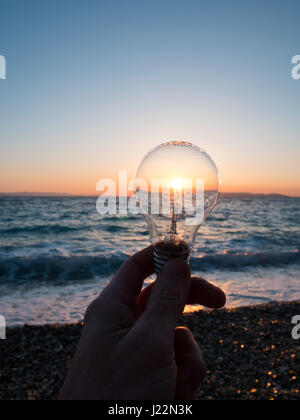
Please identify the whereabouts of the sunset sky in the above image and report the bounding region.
[0,0,299,196]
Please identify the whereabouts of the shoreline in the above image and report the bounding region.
[0,301,299,400]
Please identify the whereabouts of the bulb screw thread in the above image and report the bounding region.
[153,242,190,274]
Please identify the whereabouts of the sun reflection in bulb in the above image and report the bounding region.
[170,178,184,192]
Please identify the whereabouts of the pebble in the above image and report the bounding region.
[0,301,299,400]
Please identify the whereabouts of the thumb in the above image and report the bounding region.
[137,258,191,335]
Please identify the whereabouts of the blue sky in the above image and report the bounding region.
[0,0,299,195]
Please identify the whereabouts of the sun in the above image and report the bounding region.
[170,177,184,191]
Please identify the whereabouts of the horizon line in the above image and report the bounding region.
[0,191,299,198]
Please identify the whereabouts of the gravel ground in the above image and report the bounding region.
[0,301,299,400]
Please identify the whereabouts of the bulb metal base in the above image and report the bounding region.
[154,241,190,274]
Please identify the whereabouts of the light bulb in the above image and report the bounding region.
[135,141,220,273]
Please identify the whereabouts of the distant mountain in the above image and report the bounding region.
[0,192,70,197]
[220,192,291,199]
[0,192,296,199]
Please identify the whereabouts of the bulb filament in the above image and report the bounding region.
[165,187,181,244]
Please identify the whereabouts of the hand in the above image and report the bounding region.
[60,246,226,400]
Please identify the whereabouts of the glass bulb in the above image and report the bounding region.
[135,141,220,272]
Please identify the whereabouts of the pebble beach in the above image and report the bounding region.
[0,301,299,400]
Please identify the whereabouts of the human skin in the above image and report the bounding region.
[60,246,226,400]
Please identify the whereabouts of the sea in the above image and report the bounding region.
[0,196,299,326]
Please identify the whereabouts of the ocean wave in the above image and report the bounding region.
[0,224,79,235]
[105,215,142,221]
[0,254,129,286]
[0,250,299,286]
[102,225,130,233]
[191,250,300,271]
[0,221,144,236]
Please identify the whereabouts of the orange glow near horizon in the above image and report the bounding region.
[0,158,299,197]
[0,174,299,197]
